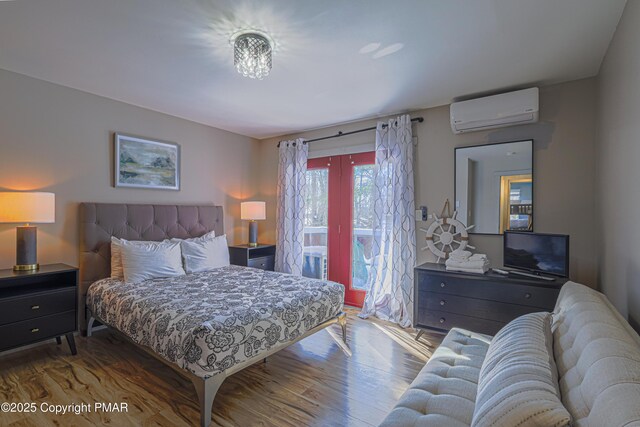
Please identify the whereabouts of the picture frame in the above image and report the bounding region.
[114,133,180,190]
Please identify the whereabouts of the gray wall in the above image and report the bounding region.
[596,0,640,329]
[257,78,598,287]
[0,62,600,292]
[0,69,260,270]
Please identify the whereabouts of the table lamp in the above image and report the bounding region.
[240,201,265,247]
[0,192,55,271]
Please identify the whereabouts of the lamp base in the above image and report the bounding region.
[248,221,258,247]
[15,225,38,271]
[13,264,39,271]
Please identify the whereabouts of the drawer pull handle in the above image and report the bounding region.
[440,282,446,288]
[31,305,40,310]
[439,317,445,324]
[440,300,446,306]
[31,328,40,333]
[524,293,532,299]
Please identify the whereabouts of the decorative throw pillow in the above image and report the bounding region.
[178,234,229,273]
[471,312,571,427]
[120,240,185,283]
[110,237,174,280]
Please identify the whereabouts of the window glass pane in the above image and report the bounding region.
[303,169,328,279]
[352,164,374,290]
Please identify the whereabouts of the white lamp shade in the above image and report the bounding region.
[0,192,55,223]
[240,201,266,220]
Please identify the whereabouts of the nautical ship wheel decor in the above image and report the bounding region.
[420,200,475,263]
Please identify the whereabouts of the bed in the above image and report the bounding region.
[79,203,348,427]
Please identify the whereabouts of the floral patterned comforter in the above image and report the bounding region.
[86,265,344,379]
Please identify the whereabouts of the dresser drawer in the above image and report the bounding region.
[415,308,505,336]
[0,287,76,326]
[421,291,549,323]
[417,273,559,309]
[248,256,275,271]
[0,310,76,351]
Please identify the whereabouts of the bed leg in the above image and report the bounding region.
[193,374,225,427]
[87,312,96,337]
[338,312,348,345]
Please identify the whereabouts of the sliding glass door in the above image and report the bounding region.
[303,152,375,307]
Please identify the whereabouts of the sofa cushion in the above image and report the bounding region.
[472,312,571,427]
[553,281,640,426]
[379,328,492,427]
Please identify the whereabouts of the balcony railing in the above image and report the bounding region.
[303,226,373,289]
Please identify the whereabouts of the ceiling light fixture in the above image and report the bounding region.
[233,32,272,80]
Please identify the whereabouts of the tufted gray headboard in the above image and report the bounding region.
[79,203,224,326]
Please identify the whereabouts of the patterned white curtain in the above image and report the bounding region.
[275,138,308,276]
[359,115,416,327]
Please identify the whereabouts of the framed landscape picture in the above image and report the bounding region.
[114,133,180,190]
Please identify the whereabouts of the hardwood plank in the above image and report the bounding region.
[0,310,442,426]
[143,409,196,427]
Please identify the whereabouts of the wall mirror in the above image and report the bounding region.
[455,140,533,235]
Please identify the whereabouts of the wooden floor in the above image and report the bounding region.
[0,309,442,427]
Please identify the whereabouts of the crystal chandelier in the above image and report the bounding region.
[233,33,272,79]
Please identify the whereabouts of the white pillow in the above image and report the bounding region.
[110,237,172,280]
[110,236,124,280]
[472,312,571,427]
[120,240,185,284]
[179,234,230,274]
[169,230,216,245]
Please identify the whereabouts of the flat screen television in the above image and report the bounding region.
[504,231,569,277]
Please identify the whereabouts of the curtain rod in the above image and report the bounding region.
[277,117,424,147]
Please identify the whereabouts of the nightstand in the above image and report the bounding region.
[229,244,276,271]
[0,264,78,355]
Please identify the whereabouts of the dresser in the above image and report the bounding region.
[0,264,78,355]
[229,244,276,271]
[414,263,566,336]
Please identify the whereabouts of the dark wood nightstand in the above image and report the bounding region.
[0,263,78,355]
[229,244,276,271]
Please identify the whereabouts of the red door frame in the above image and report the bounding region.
[307,156,342,294]
[307,152,375,308]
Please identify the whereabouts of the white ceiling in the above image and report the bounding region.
[0,0,626,139]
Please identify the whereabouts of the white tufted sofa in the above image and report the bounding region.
[380,282,640,426]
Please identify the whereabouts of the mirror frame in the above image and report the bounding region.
[454,139,534,236]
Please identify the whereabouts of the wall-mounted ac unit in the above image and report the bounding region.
[450,87,539,134]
